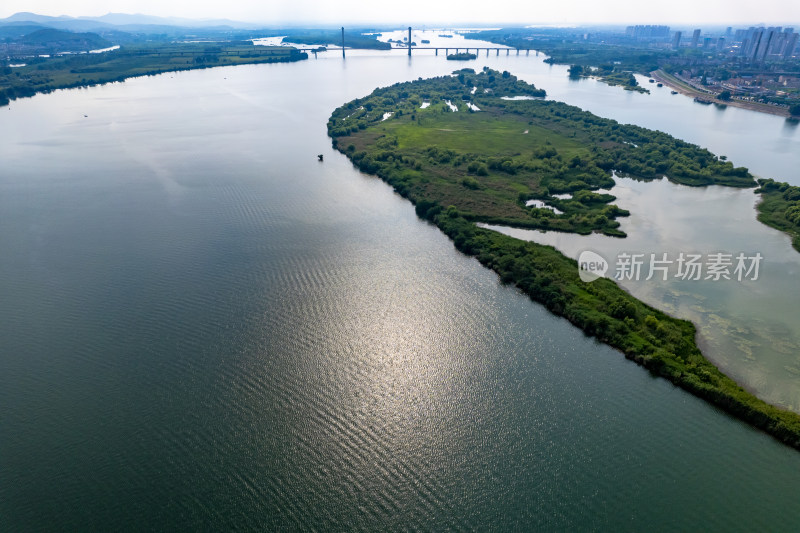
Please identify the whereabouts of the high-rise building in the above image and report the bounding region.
[757,30,777,60]
[691,29,701,47]
[672,31,682,49]
[625,25,671,40]
[750,29,764,61]
[717,37,726,51]
[784,33,799,59]
[740,38,750,57]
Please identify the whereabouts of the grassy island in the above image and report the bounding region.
[756,179,800,253]
[0,42,307,107]
[447,52,477,61]
[327,68,800,451]
[568,64,649,94]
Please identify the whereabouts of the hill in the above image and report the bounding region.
[16,28,110,48]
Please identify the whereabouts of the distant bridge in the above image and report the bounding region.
[298,46,534,57]
[296,27,535,58]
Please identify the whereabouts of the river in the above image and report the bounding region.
[1,31,800,531]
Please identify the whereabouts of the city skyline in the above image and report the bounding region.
[1,0,799,26]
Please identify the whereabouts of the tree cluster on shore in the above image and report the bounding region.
[0,43,307,108]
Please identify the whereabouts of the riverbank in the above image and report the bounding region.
[755,179,800,253]
[327,68,800,451]
[0,42,307,108]
[651,70,791,119]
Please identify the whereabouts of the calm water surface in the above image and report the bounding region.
[2,36,800,530]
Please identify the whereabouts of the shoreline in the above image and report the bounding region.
[0,44,308,108]
[651,70,791,119]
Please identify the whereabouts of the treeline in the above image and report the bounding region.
[756,179,800,252]
[326,70,800,451]
[446,53,477,61]
[0,43,307,108]
[567,64,649,94]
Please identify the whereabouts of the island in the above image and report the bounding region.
[446,52,477,61]
[327,67,800,450]
[568,63,649,93]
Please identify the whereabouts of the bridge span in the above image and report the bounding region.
[295,27,535,58]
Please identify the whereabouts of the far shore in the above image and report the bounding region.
[650,70,792,119]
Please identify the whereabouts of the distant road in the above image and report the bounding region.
[652,69,790,118]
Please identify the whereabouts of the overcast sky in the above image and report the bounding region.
[1,0,798,26]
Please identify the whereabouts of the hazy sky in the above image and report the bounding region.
[1,0,798,26]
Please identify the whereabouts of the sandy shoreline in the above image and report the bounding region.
[650,70,791,119]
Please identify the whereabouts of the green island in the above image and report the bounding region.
[447,52,478,61]
[0,42,307,107]
[568,64,649,94]
[756,179,800,253]
[327,67,800,450]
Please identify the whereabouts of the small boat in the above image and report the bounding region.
[649,79,655,83]
[671,90,678,95]
[657,83,663,87]
[317,154,324,161]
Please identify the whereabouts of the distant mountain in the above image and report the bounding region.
[0,12,261,31]
[6,28,111,53]
[2,12,74,24]
[0,24,46,40]
[83,13,259,29]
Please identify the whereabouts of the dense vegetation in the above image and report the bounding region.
[571,64,649,94]
[328,68,753,232]
[281,30,391,50]
[756,179,800,252]
[327,69,800,450]
[446,52,477,61]
[0,42,307,107]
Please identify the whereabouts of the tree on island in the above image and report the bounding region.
[568,64,583,78]
[790,103,800,117]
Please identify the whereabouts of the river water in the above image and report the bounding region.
[2,32,800,530]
